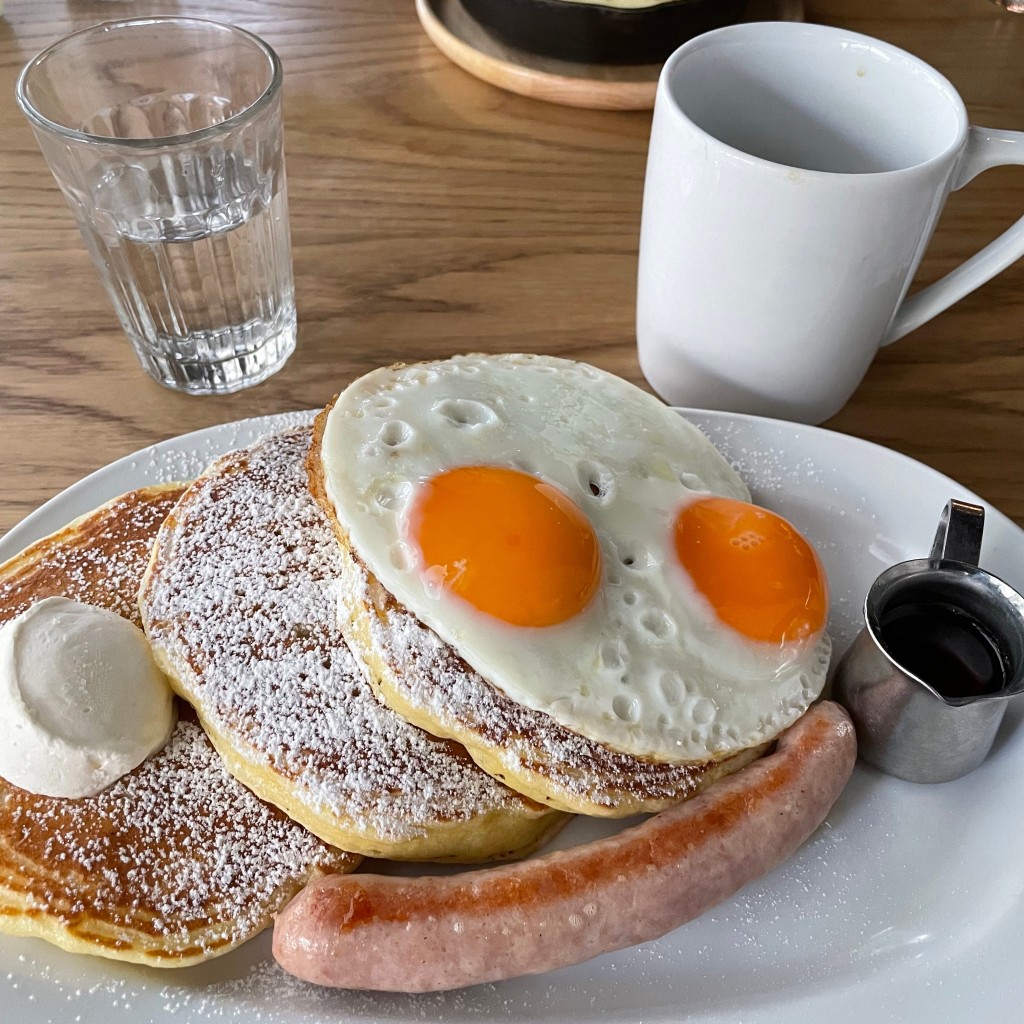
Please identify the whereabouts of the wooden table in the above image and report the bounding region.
[1,0,1022,539]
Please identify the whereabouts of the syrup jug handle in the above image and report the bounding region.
[930,499,985,567]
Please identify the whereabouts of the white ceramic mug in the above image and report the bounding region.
[636,22,1024,424]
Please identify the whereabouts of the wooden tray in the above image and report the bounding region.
[416,0,805,111]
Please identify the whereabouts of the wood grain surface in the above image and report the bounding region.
[1,0,1022,538]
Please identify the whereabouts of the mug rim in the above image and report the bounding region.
[15,16,283,151]
[657,21,969,180]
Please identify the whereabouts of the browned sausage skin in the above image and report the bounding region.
[273,701,856,992]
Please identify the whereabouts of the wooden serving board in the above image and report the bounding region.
[416,0,805,110]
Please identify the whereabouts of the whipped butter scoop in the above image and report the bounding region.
[0,596,175,797]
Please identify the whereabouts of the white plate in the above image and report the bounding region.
[2,409,1023,1023]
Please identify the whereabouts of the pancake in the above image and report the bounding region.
[139,428,566,862]
[309,405,766,818]
[0,486,355,967]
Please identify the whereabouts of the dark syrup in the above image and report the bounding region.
[878,601,1009,699]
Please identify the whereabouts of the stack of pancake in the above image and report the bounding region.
[0,486,357,966]
[0,425,565,967]
[138,426,563,863]
[0,353,828,970]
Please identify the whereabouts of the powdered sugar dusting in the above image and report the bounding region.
[141,429,531,850]
[690,418,796,500]
[0,488,183,628]
[156,957,511,1021]
[128,412,318,486]
[0,720,346,955]
[0,484,349,962]
[339,554,741,813]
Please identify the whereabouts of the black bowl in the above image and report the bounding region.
[461,0,747,66]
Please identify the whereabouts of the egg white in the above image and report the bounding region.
[320,354,830,762]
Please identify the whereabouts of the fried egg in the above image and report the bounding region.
[319,353,830,763]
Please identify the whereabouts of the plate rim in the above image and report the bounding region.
[2,406,1024,1023]
[4,406,1022,560]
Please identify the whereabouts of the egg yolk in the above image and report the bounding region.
[408,466,602,628]
[673,497,827,644]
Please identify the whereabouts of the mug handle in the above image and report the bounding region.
[883,126,1024,345]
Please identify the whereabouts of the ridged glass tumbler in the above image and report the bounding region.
[16,17,296,395]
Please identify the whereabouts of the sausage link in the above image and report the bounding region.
[273,701,856,992]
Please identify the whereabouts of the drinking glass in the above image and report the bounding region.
[17,17,296,395]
